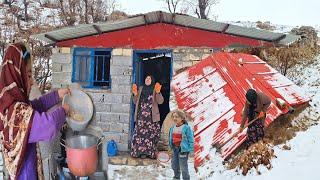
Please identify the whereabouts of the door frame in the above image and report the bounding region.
[130,49,173,138]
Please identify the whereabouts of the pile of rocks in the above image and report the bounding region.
[291,26,319,49]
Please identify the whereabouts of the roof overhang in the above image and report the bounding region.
[31,11,300,47]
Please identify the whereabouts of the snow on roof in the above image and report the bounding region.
[171,52,310,168]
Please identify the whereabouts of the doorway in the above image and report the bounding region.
[131,49,172,135]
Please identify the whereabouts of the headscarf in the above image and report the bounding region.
[0,42,43,179]
[245,89,257,121]
[140,75,155,99]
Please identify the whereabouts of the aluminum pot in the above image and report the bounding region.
[60,135,104,177]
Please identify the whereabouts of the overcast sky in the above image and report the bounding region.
[118,0,319,27]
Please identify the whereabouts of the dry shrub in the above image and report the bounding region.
[227,140,276,175]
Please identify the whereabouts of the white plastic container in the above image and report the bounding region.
[62,89,93,131]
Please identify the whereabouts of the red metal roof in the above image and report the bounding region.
[171,52,310,168]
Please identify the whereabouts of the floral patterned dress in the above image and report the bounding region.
[131,94,160,158]
[246,116,265,148]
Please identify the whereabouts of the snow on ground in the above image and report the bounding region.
[197,55,320,180]
[108,158,196,180]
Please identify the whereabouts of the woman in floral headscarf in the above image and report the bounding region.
[0,42,70,179]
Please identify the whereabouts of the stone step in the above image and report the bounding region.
[109,152,159,166]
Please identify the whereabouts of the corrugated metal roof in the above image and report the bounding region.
[31,11,300,46]
[171,52,310,168]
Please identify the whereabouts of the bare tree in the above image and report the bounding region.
[164,0,182,13]
[193,0,219,19]
[186,0,219,19]
[161,0,190,14]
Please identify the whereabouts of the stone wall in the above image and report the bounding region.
[51,47,133,151]
[172,48,213,72]
[51,47,213,152]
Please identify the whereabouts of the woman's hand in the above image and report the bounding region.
[155,82,162,93]
[257,111,266,119]
[62,103,70,115]
[132,84,138,96]
[58,87,71,100]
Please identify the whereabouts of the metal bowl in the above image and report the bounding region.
[62,88,93,131]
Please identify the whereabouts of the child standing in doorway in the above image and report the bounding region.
[168,109,194,180]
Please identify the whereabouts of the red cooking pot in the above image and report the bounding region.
[61,134,104,177]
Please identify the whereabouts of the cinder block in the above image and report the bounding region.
[110,66,132,76]
[94,103,111,112]
[173,53,182,61]
[189,54,200,61]
[111,104,130,113]
[122,49,132,57]
[122,94,132,104]
[52,53,71,64]
[52,63,62,72]
[120,134,129,143]
[99,113,119,122]
[60,47,71,54]
[112,56,132,66]
[173,49,180,53]
[173,62,183,70]
[119,114,130,123]
[123,123,130,134]
[203,49,210,53]
[111,76,131,85]
[52,72,72,84]
[112,49,123,56]
[103,94,123,104]
[109,122,123,133]
[111,85,131,94]
[117,142,129,151]
[192,60,201,65]
[202,54,211,60]
[62,63,72,72]
[103,132,121,142]
[52,47,60,54]
[182,61,193,68]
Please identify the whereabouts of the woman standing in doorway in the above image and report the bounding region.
[131,75,164,159]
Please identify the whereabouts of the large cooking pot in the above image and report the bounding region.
[60,135,104,177]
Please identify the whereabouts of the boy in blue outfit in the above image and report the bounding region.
[168,109,194,180]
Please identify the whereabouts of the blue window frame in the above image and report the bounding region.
[72,48,111,88]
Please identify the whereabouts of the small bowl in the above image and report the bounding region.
[62,89,93,131]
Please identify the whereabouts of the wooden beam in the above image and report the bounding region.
[92,25,102,34]
[222,24,230,33]
[159,11,164,23]
[273,34,286,42]
[143,14,148,24]
[44,34,58,42]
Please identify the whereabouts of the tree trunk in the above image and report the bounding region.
[198,0,207,19]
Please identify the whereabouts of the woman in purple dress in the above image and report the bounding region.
[0,42,70,179]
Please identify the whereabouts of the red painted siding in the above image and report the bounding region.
[57,23,272,49]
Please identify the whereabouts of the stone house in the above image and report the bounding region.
[31,11,299,152]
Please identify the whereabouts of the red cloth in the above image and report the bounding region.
[0,43,39,179]
[172,133,182,147]
[172,124,184,147]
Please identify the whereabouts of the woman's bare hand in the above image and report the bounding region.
[62,103,70,115]
[58,87,71,99]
